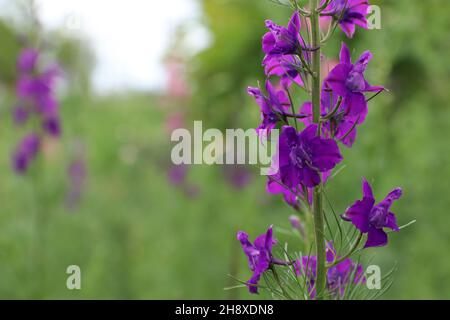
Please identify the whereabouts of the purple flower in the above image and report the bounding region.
[266,172,313,210]
[66,158,87,211]
[295,255,318,298]
[15,48,62,141]
[247,81,290,133]
[278,125,343,188]
[223,165,252,189]
[325,43,383,124]
[300,85,359,147]
[13,105,29,124]
[168,164,188,186]
[17,68,60,114]
[263,11,302,56]
[12,134,41,174]
[17,48,39,73]
[342,178,403,248]
[325,243,366,296]
[237,226,276,294]
[263,54,303,89]
[42,116,61,137]
[289,215,301,230]
[322,0,370,38]
[267,173,301,210]
[295,242,365,299]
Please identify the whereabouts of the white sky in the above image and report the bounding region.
[1,0,208,93]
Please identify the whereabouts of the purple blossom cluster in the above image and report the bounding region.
[12,48,61,174]
[237,1,404,298]
[237,226,365,297]
[321,0,370,38]
[295,241,365,299]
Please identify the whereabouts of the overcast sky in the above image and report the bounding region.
[1,0,208,93]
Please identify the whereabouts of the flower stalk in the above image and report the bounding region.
[310,0,326,300]
[242,0,399,299]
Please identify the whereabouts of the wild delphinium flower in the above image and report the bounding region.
[295,242,365,299]
[16,47,39,73]
[300,85,359,147]
[342,178,403,248]
[168,164,188,186]
[278,124,342,188]
[66,142,87,211]
[13,105,29,124]
[167,164,201,198]
[267,173,305,211]
[326,43,384,122]
[236,0,402,299]
[263,55,304,89]
[223,165,252,190]
[262,11,312,90]
[237,226,277,294]
[247,81,291,133]
[66,159,87,211]
[12,47,62,174]
[324,242,366,297]
[289,215,306,239]
[263,11,303,57]
[16,51,61,137]
[320,0,370,38]
[12,133,41,174]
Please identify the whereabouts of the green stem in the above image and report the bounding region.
[271,266,293,300]
[310,0,326,300]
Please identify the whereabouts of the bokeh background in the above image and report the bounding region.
[0,0,449,299]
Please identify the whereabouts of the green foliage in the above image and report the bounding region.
[0,20,20,85]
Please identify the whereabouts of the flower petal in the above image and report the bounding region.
[326,64,352,96]
[310,137,343,171]
[365,227,388,248]
[344,198,373,233]
[346,92,368,123]
[386,212,400,232]
[339,42,352,65]
[302,167,321,188]
[362,177,374,199]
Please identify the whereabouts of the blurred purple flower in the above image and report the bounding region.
[42,116,61,137]
[223,165,252,190]
[237,226,276,294]
[15,48,62,137]
[13,105,29,124]
[17,48,39,73]
[278,125,342,188]
[342,178,402,248]
[12,48,62,175]
[66,158,87,210]
[321,0,370,38]
[289,215,301,229]
[168,164,188,186]
[12,134,41,174]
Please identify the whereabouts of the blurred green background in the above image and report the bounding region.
[0,0,449,299]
